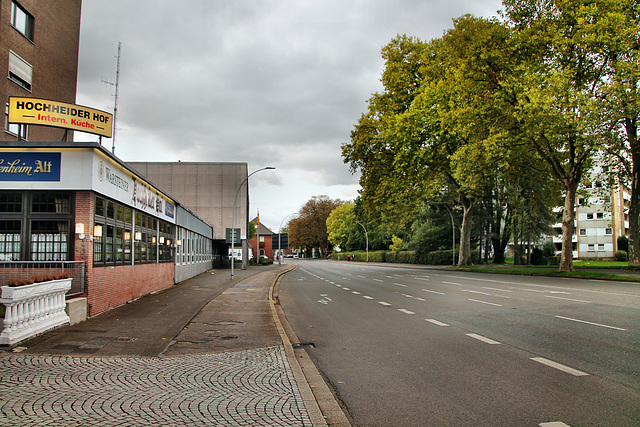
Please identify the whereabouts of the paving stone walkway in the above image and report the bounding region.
[0,346,312,426]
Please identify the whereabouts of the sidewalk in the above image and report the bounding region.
[0,263,342,426]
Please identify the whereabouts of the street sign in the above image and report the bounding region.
[225,228,241,244]
[272,233,289,249]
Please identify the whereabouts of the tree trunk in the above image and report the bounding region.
[627,118,640,266]
[458,196,474,266]
[559,182,577,272]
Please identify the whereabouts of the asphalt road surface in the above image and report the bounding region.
[279,260,640,426]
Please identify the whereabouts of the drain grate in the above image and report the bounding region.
[292,342,315,350]
[115,337,137,342]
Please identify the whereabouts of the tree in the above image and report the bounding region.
[500,0,616,271]
[326,202,358,251]
[595,0,640,265]
[289,196,342,256]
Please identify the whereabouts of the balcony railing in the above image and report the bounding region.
[1,278,72,345]
[0,261,84,296]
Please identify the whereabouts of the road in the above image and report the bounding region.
[278,260,640,426]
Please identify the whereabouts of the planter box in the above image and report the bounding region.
[1,278,72,345]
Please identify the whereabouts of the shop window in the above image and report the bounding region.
[11,1,34,41]
[32,194,69,213]
[0,193,22,213]
[0,192,71,261]
[95,197,104,216]
[0,220,21,261]
[8,50,32,91]
[93,197,132,266]
[30,220,69,261]
[93,225,103,263]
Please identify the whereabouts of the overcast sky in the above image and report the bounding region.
[75,0,503,230]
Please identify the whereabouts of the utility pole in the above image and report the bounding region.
[102,42,121,154]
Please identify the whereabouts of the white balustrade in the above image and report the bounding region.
[1,278,71,345]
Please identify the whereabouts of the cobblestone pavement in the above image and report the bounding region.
[0,346,312,426]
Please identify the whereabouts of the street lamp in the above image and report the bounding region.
[277,213,298,264]
[231,166,275,278]
[355,220,368,262]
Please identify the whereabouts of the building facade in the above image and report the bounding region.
[128,162,249,266]
[0,142,214,316]
[1,0,82,142]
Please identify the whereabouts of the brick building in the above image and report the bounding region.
[1,0,82,142]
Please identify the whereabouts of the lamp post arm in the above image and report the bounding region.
[231,166,275,278]
[354,220,369,262]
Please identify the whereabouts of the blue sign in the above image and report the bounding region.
[0,152,61,181]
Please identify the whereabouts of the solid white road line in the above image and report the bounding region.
[531,357,589,376]
[422,289,445,295]
[468,298,502,307]
[466,333,501,345]
[545,296,591,303]
[398,309,415,315]
[425,319,449,327]
[555,315,627,331]
[462,289,492,296]
[378,301,392,307]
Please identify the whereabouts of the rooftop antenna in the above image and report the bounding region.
[102,42,121,154]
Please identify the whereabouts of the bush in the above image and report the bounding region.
[548,256,561,265]
[542,241,556,258]
[7,272,69,287]
[530,247,547,265]
[424,250,456,265]
[618,236,629,253]
[615,250,628,262]
[385,251,416,264]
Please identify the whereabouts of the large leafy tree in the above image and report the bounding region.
[596,0,640,265]
[326,202,358,251]
[500,0,618,271]
[289,196,342,256]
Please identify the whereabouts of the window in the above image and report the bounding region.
[11,1,34,41]
[598,244,605,251]
[597,212,604,219]
[586,213,594,220]
[94,196,132,266]
[5,104,28,139]
[0,193,22,213]
[30,220,69,261]
[0,192,71,261]
[605,228,613,235]
[588,244,595,251]
[0,220,21,261]
[8,50,32,91]
[579,229,587,236]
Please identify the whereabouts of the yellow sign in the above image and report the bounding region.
[8,97,113,138]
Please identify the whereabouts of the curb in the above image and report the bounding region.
[269,264,352,427]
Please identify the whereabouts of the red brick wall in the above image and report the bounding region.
[87,263,173,316]
[0,0,82,142]
[249,235,274,260]
[74,191,175,317]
